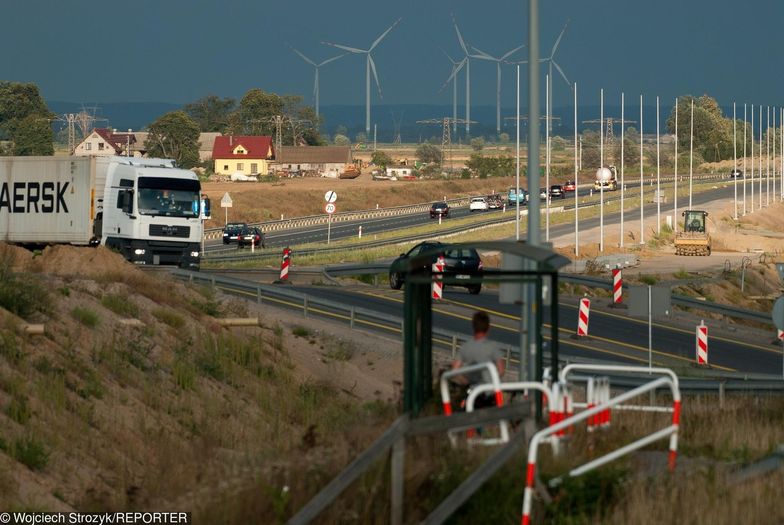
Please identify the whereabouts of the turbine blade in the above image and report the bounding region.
[322,41,365,54]
[291,46,316,66]
[370,17,402,51]
[470,46,495,60]
[501,44,525,60]
[553,60,570,86]
[452,14,468,54]
[439,62,463,93]
[551,19,570,58]
[318,54,346,66]
[369,55,382,99]
[440,47,457,65]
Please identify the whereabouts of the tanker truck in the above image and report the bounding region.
[594,165,618,191]
[0,156,210,269]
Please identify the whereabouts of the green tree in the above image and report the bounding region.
[12,114,54,155]
[355,132,368,144]
[499,132,510,143]
[0,81,52,138]
[666,94,733,162]
[144,111,200,168]
[333,134,350,146]
[334,125,348,136]
[471,137,485,151]
[227,89,284,136]
[183,94,236,133]
[416,143,442,165]
[371,151,393,168]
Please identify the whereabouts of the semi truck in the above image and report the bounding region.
[0,156,210,269]
[594,165,618,191]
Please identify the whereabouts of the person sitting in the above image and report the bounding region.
[451,311,506,410]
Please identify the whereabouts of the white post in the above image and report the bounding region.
[620,92,624,247]
[640,94,644,244]
[674,98,679,231]
[546,74,550,241]
[515,65,521,241]
[733,102,738,220]
[225,206,228,226]
[759,105,763,210]
[656,96,661,235]
[743,103,747,215]
[600,88,604,252]
[689,99,694,210]
[751,104,755,212]
[327,213,332,244]
[648,284,652,371]
[574,81,579,257]
[766,106,770,206]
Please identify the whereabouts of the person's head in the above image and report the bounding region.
[472,311,490,338]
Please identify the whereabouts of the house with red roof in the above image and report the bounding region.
[74,128,136,156]
[212,135,275,177]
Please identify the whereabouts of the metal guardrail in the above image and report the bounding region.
[204,173,729,240]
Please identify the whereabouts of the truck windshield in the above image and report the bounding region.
[137,177,200,218]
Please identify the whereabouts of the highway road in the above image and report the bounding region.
[206,178,743,256]
[271,282,783,376]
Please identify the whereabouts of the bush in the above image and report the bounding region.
[71,307,100,328]
[13,436,49,471]
[101,293,139,318]
[153,308,185,329]
[0,248,50,319]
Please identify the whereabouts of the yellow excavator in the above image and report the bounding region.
[674,210,711,256]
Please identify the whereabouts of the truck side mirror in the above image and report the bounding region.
[121,189,134,214]
[202,197,211,219]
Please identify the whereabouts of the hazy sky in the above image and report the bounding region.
[4,0,780,110]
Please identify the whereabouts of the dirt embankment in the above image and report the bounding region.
[0,244,400,514]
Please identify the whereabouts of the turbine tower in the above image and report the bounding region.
[452,15,476,134]
[439,50,466,133]
[290,47,344,122]
[470,43,525,134]
[540,20,571,134]
[323,18,402,135]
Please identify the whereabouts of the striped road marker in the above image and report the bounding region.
[696,320,708,365]
[577,298,591,337]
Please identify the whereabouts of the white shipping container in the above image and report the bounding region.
[0,156,95,244]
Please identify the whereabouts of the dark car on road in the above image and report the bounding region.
[223,222,248,244]
[389,241,484,295]
[549,185,566,199]
[430,201,450,219]
[237,226,266,248]
[729,169,743,179]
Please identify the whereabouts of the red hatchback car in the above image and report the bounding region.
[563,180,576,192]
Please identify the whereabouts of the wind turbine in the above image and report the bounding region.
[452,15,476,134]
[289,47,345,122]
[439,50,466,133]
[470,43,525,134]
[323,18,402,135]
[540,20,571,134]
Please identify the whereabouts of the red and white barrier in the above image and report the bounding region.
[612,268,622,304]
[695,320,708,365]
[577,298,590,336]
[778,329,784,341]
[279,247,291,281]
[432,255,445,300]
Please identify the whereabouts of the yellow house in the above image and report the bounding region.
[212,135,275,176]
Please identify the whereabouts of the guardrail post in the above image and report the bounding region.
[451,336,457,359]
[303,296,310,317]
[211,276,216,289]
[719,381,725,409]
[256,285,262,304]
[374,274,379,287]
[350,308,355,329]
[189,274,193,283]
[390,438,405,525]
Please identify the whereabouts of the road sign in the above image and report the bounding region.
[220,192,233,208]
[324,190,337,203]
[325,203,336,214]
[773,296,784,331]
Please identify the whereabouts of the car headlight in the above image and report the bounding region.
[134,249,146,255]
[190,251,199,257]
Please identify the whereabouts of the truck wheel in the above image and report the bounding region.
[467,284,482,295]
